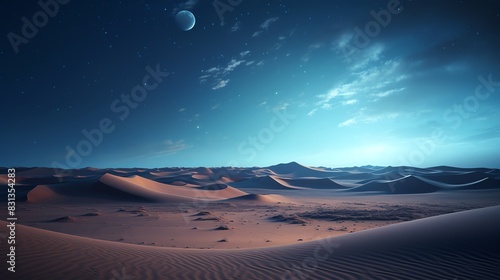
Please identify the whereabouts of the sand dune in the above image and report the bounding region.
[26,184,68,203]
[486,169,500,176]
[3,164,500,279]
[3,206,499,279]
[419,170,492,184]
[112,169,133,174]
[99,173,247,202]
[346,166,379,173]
[149,171,173,177]
[192,167,213,175]
[419,176,500,190]
[348,175,439,194]
[370,166,401,174]
[26,178,155,203]
[348,173,500,194]
[267,162,342,178]
[280,177,348,189]
[10,165,499,199]
[7,175,62,185]
[192,174,213,180]
[194,183,230,190]
[26,173,248,203]
[15,167,62,177]
[331,172,378,181]
[0,175,10,185]
[429,166,493,173]
[355,171,406,184]
[153,174,204,185]
[151,169,242,186]
[148,168,186,177]
[230,175,301,190]
[402,166,446,175]
[250,168,277,176]
[225,193,287,203]
[192,183,248,197]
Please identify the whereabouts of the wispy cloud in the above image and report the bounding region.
[301,43,324,62]
[371,87,406,100]
[261,17,279,29]
[252,31,263,38]
[338,109,399,128]
[350,44,384,70]
[342,99,358,105]
[307,108,317,117]
[338,118,357,127]
[200,57,247,90]
[225,59,245,72]
[206,67,219,73]
[273,102,289,111]
[212,79,229,90]
[164,139,192,154]
[316,84,357,106]
[331,33,384,68]
[459,124,500,143]
[315,59,408,109]
[198,74,210,84]
[252,17,279,37]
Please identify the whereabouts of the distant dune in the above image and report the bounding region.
[25,173,248,203]
[26,178,156,203]
[419,170,494,184]
[280,177,348,189]
[27,184,68,203]
[225,193,287,203]
[348,175,440,194]
[99,173,247,202]
[3,164,498,203]
[267,162,343,178]
[230,175,301,190]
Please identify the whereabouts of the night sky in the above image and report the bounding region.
[1,0,500,169]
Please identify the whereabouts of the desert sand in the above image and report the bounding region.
[1,162,500,279]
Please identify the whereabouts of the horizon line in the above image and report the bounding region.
[2,161,499,171]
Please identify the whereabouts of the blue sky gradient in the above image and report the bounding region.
[1,0,499,168]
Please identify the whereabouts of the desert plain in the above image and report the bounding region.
[1,162,500,279]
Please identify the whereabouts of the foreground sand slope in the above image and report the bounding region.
[1,206,499,279]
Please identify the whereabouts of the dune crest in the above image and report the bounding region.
[267,162,341,178]
[230,175,301,190]
[27,185,67,203]
[348,175,439,193]
[99,173,246,202]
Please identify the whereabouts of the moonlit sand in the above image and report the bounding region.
[1,162,500,279]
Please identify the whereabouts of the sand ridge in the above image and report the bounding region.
[99,173,247,202]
